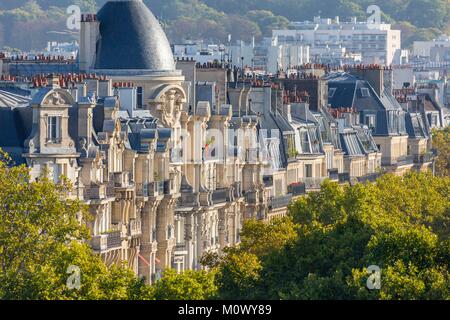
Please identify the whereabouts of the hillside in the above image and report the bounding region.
[0,0,448,51]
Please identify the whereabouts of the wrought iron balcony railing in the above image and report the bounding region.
[106,231,122,249]
[128,218,142,237]
[245,191,258,204]
[211,188,231,204]
[288,183,306,196]
[268,194,293,210]
[328,168,339,180]
[300,177,326,190]
[338,173,350,183]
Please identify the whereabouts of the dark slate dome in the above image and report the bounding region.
[94,0,175,71]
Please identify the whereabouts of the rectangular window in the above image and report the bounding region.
[365,114,376,129]
[137,87,144,109]
[47,116,61,143]
[305,164,313,178]
[300,129,311,153]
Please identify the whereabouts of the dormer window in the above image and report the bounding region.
[328,87,336,98]
[360,88,370,98]
[365,114,376,129]
[47,116,61,143]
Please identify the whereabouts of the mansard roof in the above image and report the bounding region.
[405,112,429,139]
[0,89,31,108]
[0,107,32,165]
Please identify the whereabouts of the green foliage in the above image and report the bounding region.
[0,151,148,300]
[215,250,262,300]
[151,269,218,300]
[433,127,450,178]
[0,150,216,300]
[215,173,450,300]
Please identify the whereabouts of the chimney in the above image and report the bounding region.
[99,78,113,97]
[349,66,384,97]
[85,78,99,96]
[282,104,292,122]
[77,97,96,152]
[79,13,100,72]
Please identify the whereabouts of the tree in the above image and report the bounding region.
[216,173,450,300]
[246,10,289,36]
[433,127,450,178]
[215,250,262,300]
[210,217,296,299]
[0,151,149,300]
[225,15,262,42]
[151,269,218,300]
[0,150,219,300]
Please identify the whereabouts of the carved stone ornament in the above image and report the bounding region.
[161,90,183,127]
[44,92,67,105]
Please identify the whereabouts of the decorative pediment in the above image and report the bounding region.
[43,92,67,105]
[38,89,74,107]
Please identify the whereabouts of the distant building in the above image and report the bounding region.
[413,35,450,58]
[172,42,227,65]
[273,16,401,66]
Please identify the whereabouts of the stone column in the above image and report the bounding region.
[155,197,176,271]
[218,207,228,249]
[138,201,158,283]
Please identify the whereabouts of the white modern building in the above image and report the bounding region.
[413,35,450,57]
[273,16,401,66]
[228,38,311,74]
[173,42,227,64]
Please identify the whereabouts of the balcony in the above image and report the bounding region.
[288,182,306,196]
[396,155,415,166]
[382,155,414,167]
[91,231,122,251]
[212,188,231,204]
[179,192,200,207]
[300,177,325,190]
[245,191,258,204]
[357,172,382,183]
[129,218,142,237]
[415,152,435,164]
[91,234,107,251]
[113,172,132,188]
[174,243,188,254]
[338,173,350,183]
[106,184,115,198]
[268,194,293,210]
[136,183,149,197]
[106,231,122,249]
[151,181,165,197]
[328,169,339,181]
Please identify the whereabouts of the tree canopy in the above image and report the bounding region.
[209,173,450,300]
[0,150,216,300]
[433,127,450,178]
